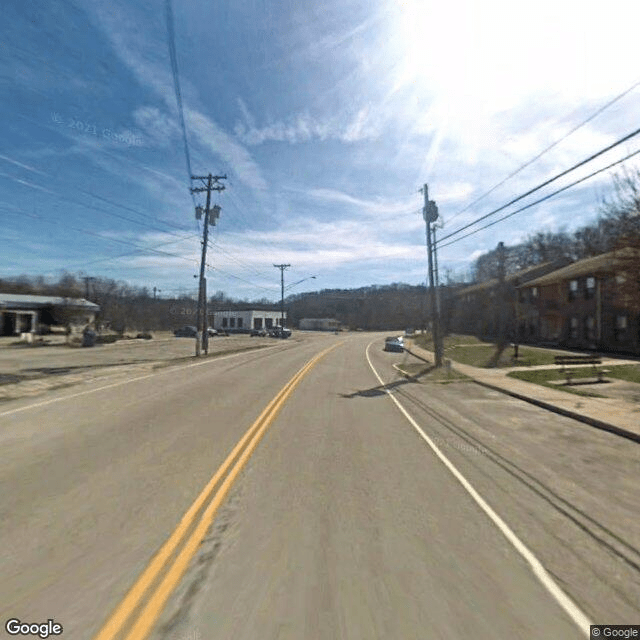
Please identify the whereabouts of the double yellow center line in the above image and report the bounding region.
[94,343,340,640]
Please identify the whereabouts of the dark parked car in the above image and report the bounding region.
[174,325,197,337]
[250,328,267,337]
[269,327,292,339]
[82,328,97,347]
[383,336,404,352]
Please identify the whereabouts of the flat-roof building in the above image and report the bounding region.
[212,309,286,333]
[0,294,99,336]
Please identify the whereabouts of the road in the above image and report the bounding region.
[1,333,638,639]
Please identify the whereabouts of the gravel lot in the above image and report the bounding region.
[0,332,293,402]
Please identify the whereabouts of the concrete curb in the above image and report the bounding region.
[471,379,640,445]
[405,347,640,445]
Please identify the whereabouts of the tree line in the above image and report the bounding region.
[470,168,640,286]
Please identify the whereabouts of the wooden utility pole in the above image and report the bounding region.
[273,264,291,335]
[82,276,96,301]
[191,174,226,356]
[421,184,444,366]
[496,241,507,349]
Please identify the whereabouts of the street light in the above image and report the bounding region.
[284,275,317,292]
[281,275,317,336]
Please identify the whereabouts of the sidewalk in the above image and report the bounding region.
[406,341,640,443]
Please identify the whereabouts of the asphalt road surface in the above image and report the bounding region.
[1,333,638,639]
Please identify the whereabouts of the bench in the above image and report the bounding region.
[554,355,609,384]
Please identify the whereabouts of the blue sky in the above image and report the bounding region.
[1,0,639,301]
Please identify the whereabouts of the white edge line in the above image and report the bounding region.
[0,345,280,418]
[366,340,592,638]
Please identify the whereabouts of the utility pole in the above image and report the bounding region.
[513,275,520,360]
[433,225,443,338]
[273,264,291,335]
[191,174,226,356]
[82,276,96,301]
[496,241,507,349]
[421,184,444,367]
[153,287,161,300]
[420,279,427,333]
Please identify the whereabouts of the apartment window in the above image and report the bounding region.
[222,317,228,328]
[237,317,243,328]
[230,317,236,327]
[531,287,538,299]
[585,276,596,300]
[615,315,628,342]
[570,317,578,339]
[585,316,596,341]
[568,279,578,301]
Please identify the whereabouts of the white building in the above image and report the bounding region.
[299,318,341,331]
[213,309,286,332]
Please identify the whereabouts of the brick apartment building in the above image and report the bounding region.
[517,249,640,354]
[448,260,567,340]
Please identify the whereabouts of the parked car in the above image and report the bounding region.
[82,328,97,347]
[383,336,404,352]
[207,327,218,337]
[174,325,197,337]
[250,328,267,337]
[269,327,292,339]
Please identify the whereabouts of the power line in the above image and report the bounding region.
[0,168,197,242]
[10,109,196,200]
[165,0,196,207]
[445,77,640,227]
[438,125,640,244]
[0,204,200,268]
[67,235,199,270]
[437,146,640,250]
[205,264,278,293]
[222,186,288,256]
[207,240,276,280]
[5,111,201,235]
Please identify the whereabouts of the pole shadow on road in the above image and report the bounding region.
[339,376,420,399]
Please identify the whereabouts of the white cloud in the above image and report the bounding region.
[305,188,417,216]
[82,0,267,192]
[234,107,385,146]
[215,216,424,277]
[187,110,267,191]
[133,106,180,148]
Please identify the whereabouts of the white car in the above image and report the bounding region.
[384,336,404,352]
